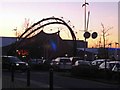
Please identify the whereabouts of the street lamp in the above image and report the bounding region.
[13,27,18,41]
[108,43,112,48]
[115,42,119,48]
[82,0,89,32]
[82,0,98,60]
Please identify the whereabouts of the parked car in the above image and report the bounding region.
[112,62,120,72]
[59,57,72,70]
[70,57,83,65]
[50,60,59,70]
[72,60,98,76]
[51,57,72,70]
[2,56,29,71]
[99,61,120,72]
[91,59,110,66]
[28,58,45,70]
[29,58,44,65]
[50,60,59,66]
[74,60,91,67]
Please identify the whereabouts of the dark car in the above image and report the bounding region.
[72,60,98,76]
[28,58,44,70]
[53,57,72,70]
[2,56,29,72]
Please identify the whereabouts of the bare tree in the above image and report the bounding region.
[14,18,31,38]
[101,23,113,48]
[16,18,41,38]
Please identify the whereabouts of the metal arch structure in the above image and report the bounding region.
[8,17,77,57]
[19,17,76,40]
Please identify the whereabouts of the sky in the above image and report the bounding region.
[0,0,119,47]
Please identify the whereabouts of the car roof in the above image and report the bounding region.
[108,61,120,64]
[93,59,110,62]
[55,57,70,61]
[100,61,120,64]
[56,57,70,59]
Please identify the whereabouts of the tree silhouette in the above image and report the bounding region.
[101,23,113,48]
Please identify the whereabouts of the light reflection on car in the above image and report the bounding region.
[70,57,83,65]
[91,59,110,66]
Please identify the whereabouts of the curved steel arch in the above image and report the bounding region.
[8,17,77,56]
[21,22,76,41]
[19,17,76,40]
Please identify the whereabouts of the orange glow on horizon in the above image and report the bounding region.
[0,2,118,48]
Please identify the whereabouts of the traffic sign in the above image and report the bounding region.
[92,32,98,39]
[84,32,91,39]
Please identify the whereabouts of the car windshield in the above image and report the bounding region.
[78,61,90,65]
[9,57,21,62]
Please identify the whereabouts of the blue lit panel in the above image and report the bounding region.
[50,40,57,51]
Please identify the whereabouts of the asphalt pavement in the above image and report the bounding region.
[2,70,120,90]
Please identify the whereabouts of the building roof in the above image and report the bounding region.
[0,37,16,47]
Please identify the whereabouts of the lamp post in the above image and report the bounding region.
[82,0,98,60]
[82,0,89,32]
[83,32,98,60]
[115,42,119,60]
[115,42,119,48]
[13,27,18,41]
[83,32,90,60]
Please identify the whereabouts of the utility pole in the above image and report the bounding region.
[82,0,98,61]
[82,0,89,32]
[82,0,90,60]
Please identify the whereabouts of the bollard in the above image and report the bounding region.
[11,64,14,82]
[104,59,107,79]
[27,66,30,87]
[49,68,53,90]
[119,72,120,84]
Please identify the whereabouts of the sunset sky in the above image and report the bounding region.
[0,0,119,47]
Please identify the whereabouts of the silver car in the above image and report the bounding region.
[91,59,110,66]
[99,61,120,72]
[53,57,72,70]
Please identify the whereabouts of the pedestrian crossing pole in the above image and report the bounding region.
[11,64,14,82]
[27,66,30,87]
[49,67,53,90]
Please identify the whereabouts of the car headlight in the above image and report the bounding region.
[16,63,19,66]
[56,62,59,65]
[26,63,28,66]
